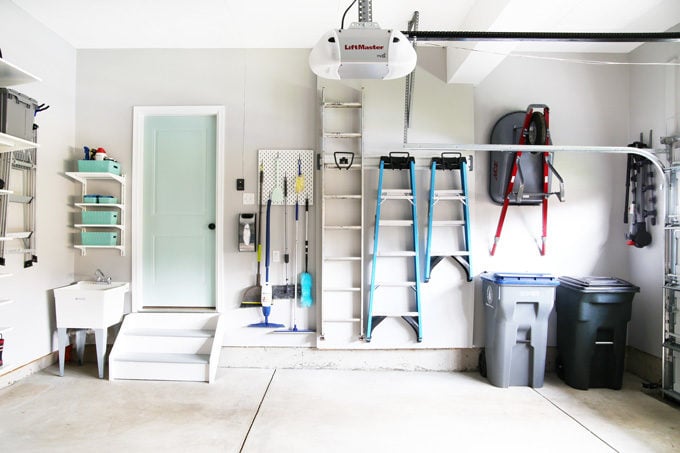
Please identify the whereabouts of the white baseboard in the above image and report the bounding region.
[0,352,58,389]
[218,346,482,371]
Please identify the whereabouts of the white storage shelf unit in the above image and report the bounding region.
[0,56,39,371]
[65,172,126,255]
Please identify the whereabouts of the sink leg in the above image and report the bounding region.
[94,328,107,379]
[57,328,68,377]
[74,329,86,366]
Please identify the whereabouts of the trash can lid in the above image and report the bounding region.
[480,272,559,286]
[558,276,640,293]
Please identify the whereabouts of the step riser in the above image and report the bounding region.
[113,336,213,355]
[124,313,219,330]
[110,362,209,382]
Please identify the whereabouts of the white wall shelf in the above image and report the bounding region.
[0,133,39,154]
[0,299,13,306]
[0,57,40,87]
[65,172,126,256]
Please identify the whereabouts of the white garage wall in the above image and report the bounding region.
[474,52,633,347]
[0,2,76,380]
[628,34,680,357]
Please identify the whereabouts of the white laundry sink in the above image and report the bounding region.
[54,281,130,329]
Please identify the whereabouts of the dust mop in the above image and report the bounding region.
[275,194,313,333]
[249,198,284,328]
[300,197,313,308]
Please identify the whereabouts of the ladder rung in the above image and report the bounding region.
[323,287,361,292]
[324,256,362,261]
[324,132,362,138]
[322,318,361,323]
[377,251,416,257]
[379,220,413,226]
[324,194,362,199]
[324,225,362,230]
[323,102,362,108]
[9,194,33,204]
[431,220,465,227]
[374,281,416,287]
[372,312,419,317]
[0,231,32,240]
[382,190,413,200]
[431,251,470,257]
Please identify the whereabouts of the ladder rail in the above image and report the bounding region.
[366,159,385,341]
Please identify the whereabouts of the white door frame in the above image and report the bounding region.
[131,106,225,313]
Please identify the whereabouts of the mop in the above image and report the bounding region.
[300,197,313,307]
[249,198,284,328]
[275,192,313,333]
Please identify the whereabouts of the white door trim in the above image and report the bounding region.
[131,106,225,313]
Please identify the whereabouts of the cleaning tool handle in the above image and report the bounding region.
[284,174,288,198]
[265,198,271,281]
[305,198,309,272]
[295,200,299,221]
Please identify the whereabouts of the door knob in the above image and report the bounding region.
[208,223,216,230]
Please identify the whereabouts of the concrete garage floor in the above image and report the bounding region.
[1,364,679,452]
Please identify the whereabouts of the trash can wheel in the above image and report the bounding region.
[527,111,547,145]
[479,350,487,378]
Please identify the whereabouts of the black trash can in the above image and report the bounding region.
[555,276,639,390]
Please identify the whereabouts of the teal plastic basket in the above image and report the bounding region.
[98,196,119,204]
[83,195,99,203]
[81,231,118,246]
[81,211,118,225]
[77,160,121,175]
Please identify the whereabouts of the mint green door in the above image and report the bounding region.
[142,115,216,308]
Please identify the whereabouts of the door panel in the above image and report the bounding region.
[142,115,216,308]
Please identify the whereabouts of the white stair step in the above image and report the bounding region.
[125,328,214,338]
[109,359,209,382]
[124,312,219,330]
[113,352,209,364]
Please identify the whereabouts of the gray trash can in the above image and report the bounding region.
[480,272,559,388]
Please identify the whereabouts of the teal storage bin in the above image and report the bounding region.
[83,195,99,203]
[81,211,118,225]
[77,160,121,175]
[81,231,118,246]
[98,196,118,204]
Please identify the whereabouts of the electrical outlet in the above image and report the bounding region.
[243,193,255,205]
[272,250,280,262]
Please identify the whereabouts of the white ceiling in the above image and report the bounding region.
[10,0,680,84]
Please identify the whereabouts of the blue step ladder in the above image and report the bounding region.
[366,152,422,342]
[425,152,472,282]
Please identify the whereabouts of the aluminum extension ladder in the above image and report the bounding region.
[0,131,37,268]
[424,152,472,282]
[366,152,422,342]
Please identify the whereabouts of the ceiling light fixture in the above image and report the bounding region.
[309,0,417,81]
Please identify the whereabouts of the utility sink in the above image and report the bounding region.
[54,281,130,329]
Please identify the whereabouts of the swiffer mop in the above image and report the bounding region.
[249,198,284,328]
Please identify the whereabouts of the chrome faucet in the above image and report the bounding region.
[95,268,111,284]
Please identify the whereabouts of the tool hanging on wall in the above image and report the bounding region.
[241,161,265,307]
[249,198,284,328]
[301,197,313,307]
[489,104,565,256]
[624,140,656,248]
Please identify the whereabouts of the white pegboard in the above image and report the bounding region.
[258,149,314,205]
